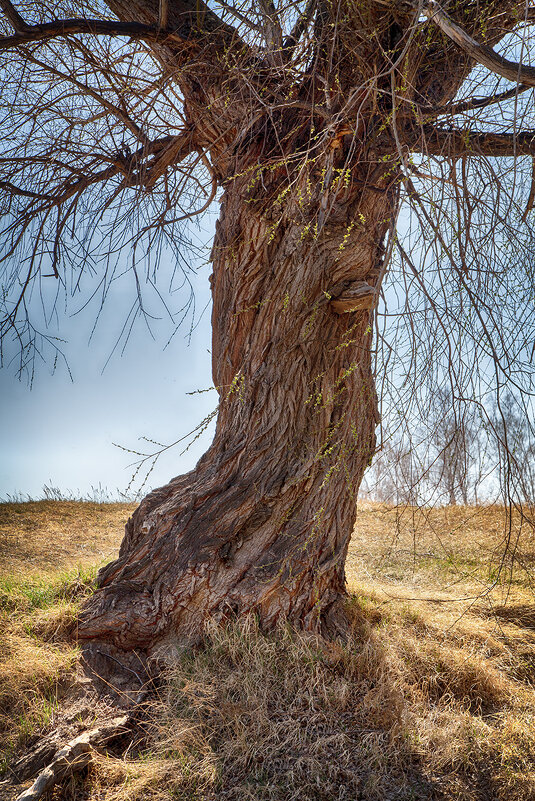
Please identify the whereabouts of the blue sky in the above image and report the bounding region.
[0,241,216,500]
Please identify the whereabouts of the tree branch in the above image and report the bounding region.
[213,0,262,32]
[0,132,199,267]
[413,125,535,158]
[283,0,316,53]
[0,18,188,51]
[158,0,168,30]
[0,0,29,32]
[102,0,242,48]
[522,157,535,219]
[257,0,283,59]
[422,1,535,87]
[423,84,533,118]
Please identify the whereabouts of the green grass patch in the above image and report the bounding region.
[0,565,96,613]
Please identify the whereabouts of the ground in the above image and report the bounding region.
[1,500,535,800]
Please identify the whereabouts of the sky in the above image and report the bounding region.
[0,237,217,501]
[2,25,534,505]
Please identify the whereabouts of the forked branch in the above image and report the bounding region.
[0,0,242,51]
[2,131,198,221]
[0,0,29,32]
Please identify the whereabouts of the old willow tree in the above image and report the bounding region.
[1,0,535,657]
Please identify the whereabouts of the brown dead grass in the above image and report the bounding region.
[82,613,535,801]
[0,500,135,578]
[0,597,79,771]
[0,501,132,774]
[349,501,535,599]
[2,500,535,800]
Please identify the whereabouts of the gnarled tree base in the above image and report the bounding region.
[79,164,394,656]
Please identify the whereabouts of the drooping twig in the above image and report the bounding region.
[522,156,535,221]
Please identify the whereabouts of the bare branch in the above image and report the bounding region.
[158,0,168,30]
[283,0,316,52]
[0,180,51,200]
[103,0,243,48]
[424,84,533,118]
[423,1,535,87]
[213,0,262,32]
[0,18,188,51]
[2,131,197,216]
[414,125,535,157]
[0,0,29,33]
[258,0,283,56]
[522,157,535,220]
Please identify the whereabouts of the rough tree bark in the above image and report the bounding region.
[79,165,398,653]
[72,0,530,656]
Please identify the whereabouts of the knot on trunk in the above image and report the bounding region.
[327,280,377,314]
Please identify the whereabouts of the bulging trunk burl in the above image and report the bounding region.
[79,164,399,654]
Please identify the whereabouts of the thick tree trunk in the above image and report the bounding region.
[79,171,397,654]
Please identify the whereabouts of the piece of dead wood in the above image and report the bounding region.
[15,716,129,801]
[11,736,60,782]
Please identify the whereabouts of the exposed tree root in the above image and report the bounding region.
[3,606,352,801]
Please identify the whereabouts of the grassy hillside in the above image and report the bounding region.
[1,501,535,800]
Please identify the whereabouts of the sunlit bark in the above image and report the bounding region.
[79,167,397,651]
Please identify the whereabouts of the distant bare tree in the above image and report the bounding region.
[360,438,425,506]
[430,390,476,505]
[492,391,535,506]
[363,394,504,507]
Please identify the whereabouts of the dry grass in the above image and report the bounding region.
[349,501,535,598]
[82,612,535,801]
[0,500,132,775]
[0,500,135,578]
[0,569,98,773]
[2,500,535,800]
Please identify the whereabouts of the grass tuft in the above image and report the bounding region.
[68,612,535,801]
[0,568,97,773]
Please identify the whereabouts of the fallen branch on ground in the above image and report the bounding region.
[15,715,129,801]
